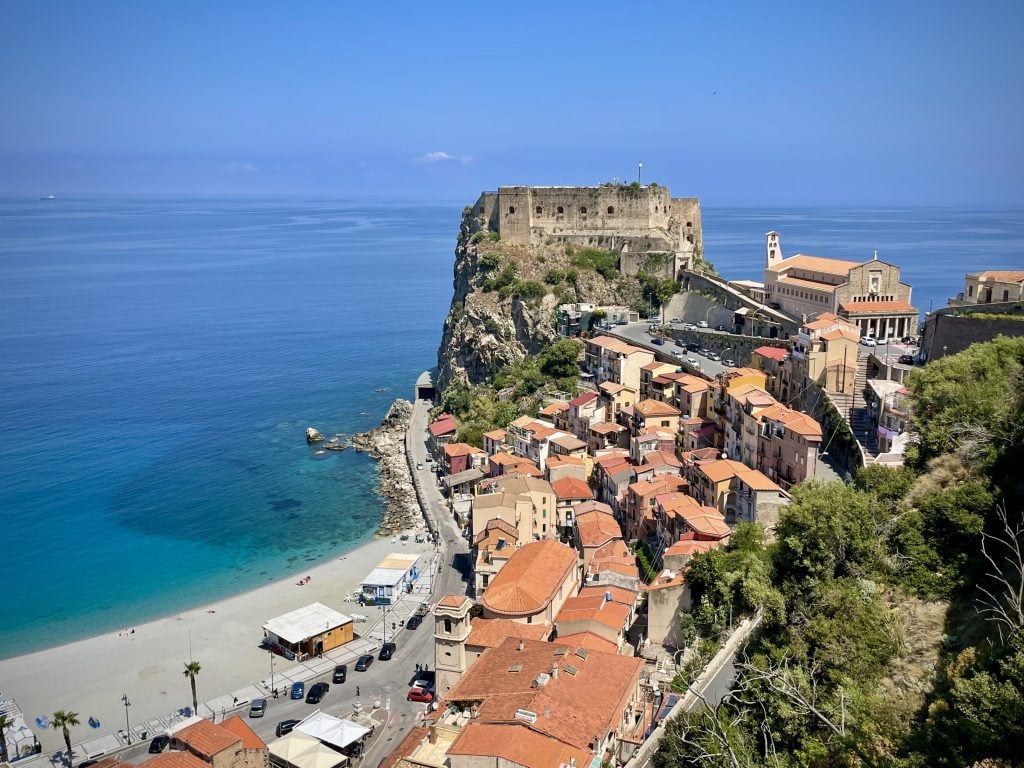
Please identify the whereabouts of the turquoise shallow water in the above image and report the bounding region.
[0,198,1020,659]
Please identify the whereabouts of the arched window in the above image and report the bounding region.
[607,206,615,215]
[580,206,587,214]
[535,206,542,214]
[479,207,484,213]
[556,205,564,214]
[508,206,516,214]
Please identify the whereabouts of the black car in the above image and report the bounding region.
[378,642,397,661]
[332,664,347,684]
[306,682,329,704]
[405,615,423,630]
[354,654,374,671]
[276,719,300,737]
[149,736,170,754]
[898,354,916,365]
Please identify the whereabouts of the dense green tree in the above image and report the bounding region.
[538,339,581,381]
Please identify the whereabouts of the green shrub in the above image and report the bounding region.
[513,280,547,300]
[487,231,501,242]
[544,268,566,285]
[571,247,620,279]
[478,252,500,271]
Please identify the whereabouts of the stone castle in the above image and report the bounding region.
[469,184,702,279]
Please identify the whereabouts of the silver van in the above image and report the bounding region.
[249,698,267,718]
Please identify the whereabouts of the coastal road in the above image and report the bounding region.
[608,322,729,379]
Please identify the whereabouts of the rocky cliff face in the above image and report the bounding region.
[436,209,642,392]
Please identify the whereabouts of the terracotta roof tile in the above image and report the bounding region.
[735,468,784,493]
[140,754,210,768]
[839,300,917,313]
[550,434,588,451]
[820,328,860,342]
[466,618,550,648]
[973,270,1024,282]
[579,584,639,607]
[378,726,430,768]
[752,346,789,362]
[575,509,622,548]
[438,594,471,609]
[481,540,578,617]
[568,391,599,407]
[539,402,570,416]
[552,477,593,501]
[698,459,748,484]
[634,399,682,417]
[556,593,631,630]
[772,254,861,275]
[175,719,241,758]
[551,631,619,655]
[447,723,593,768]
[447,637,644,752]
[590,422,625,434]
[444,442,483,457]
[428,414,458,436]
[665,538,723,557]
[219,716,265,751]
[482,428,507,441]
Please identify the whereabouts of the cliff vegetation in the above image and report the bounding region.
[656,336,1024,767]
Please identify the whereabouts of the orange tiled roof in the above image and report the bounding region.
[736,467,784,493]
[634,399,682,418]
[539,402,569,416]
[599,381,632,394]
[447,723,593,768]
[698,459,748,484]
[820,328,859,342]
[175,719,241,758]
[677,506,731,538]
[665,538,724,557]
[590,422,625,434]
[579,584,639,607]
[467,618,550,648]
[444,442,483,457]
[482,428,507,441]
[572,499,614,516]
[481,540,578,617]
[550,434,587,451]
[552,631,618,655]
[642,450,683,469]
[447,637,644,752]
[546,455,585,468]
[752,345,789,362]
[839,300,917,313]
[219,716,265,751]
[575,509,622,548]
[772,253,861,275]
[569,391,599,407]
[428,414,458,436]
[552,477,593,501]
[804,311,844,329]
[438,594,472,609]
[140,755,209,768]
[629,475,687,497]
[474,517,520,545]
[378,726,430,768]
[973,270,1024,282]
[556,593,631,630]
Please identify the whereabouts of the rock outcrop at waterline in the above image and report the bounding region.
[306,427,324,443]
[350,399,420,535]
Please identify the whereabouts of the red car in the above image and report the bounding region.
[407,686,434,703]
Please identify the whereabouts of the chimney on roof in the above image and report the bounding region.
[605,590,612,603]
[551,663,558,679]
[518,639,525,652]
[428,726,437,744]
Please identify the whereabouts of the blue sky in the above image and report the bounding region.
[1,1,1021,204]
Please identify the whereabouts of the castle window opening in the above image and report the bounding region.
[479,207,484,213]
[535,206,542,214]
[607,206,615,215]
[580,206,587,214]
[686,221,692,227]
[508,206,516,214]
[557,206,564,214]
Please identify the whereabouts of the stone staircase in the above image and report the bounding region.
[849,353,877,458]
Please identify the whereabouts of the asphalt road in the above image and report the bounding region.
[608,322,729,378]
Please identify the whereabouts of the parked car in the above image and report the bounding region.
[615,319,628,325]
[715,324,726,331]
[332,664,348,684]
[700,348,711,356]
[686,358,698,366]
[652,337,664,346]
[149,735,170,754]
[290,682,305,700]
[405,614,423,630]
[306,682,329,704]
[670,317,681,324]
[697,320,709,328]
[671,351,683,358]
[416,462,423,470]
[898,354,916,365]
[674,338,684,347]
[407,686,434,703]
[707,352,721,362]
[378,642,397,661]
[412,678,435,692]
[683,323,697,331]
[860,336,878,347]
[355,654,374,671]
[723,359,736,367]
[249,699,267,718]
[276,719,300,737]
[350,612,368,623]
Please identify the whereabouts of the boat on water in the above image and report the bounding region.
[39,194,55,200]
[374,387,387,392]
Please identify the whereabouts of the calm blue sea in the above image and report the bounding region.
[0,198,1020,658]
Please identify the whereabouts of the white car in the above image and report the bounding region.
[697,320,709,328]
[416,462,423,470]
[860,336,878,347]
[671,351,683,358]
[686,358,698,366]
[350,613,368,623]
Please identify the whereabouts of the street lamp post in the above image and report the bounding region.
[269,649,275,693]
[121,693,131,744]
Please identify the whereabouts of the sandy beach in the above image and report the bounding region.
[0,532,433,754]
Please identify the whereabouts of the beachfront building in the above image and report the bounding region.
[359,553,421,605]
[170,717,267,768]
[262,603,354,661]
[763,232,919,340]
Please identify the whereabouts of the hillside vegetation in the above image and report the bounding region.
[656,336,1024,768]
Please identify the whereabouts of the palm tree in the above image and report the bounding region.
[51,710,79,768]
[0,713,13,765]
[183,661,201,714]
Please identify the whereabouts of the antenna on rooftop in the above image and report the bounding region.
[638,161,643,184]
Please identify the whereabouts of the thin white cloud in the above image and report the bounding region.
[416,151,455,164]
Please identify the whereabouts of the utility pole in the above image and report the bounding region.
[638,161,642,184]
